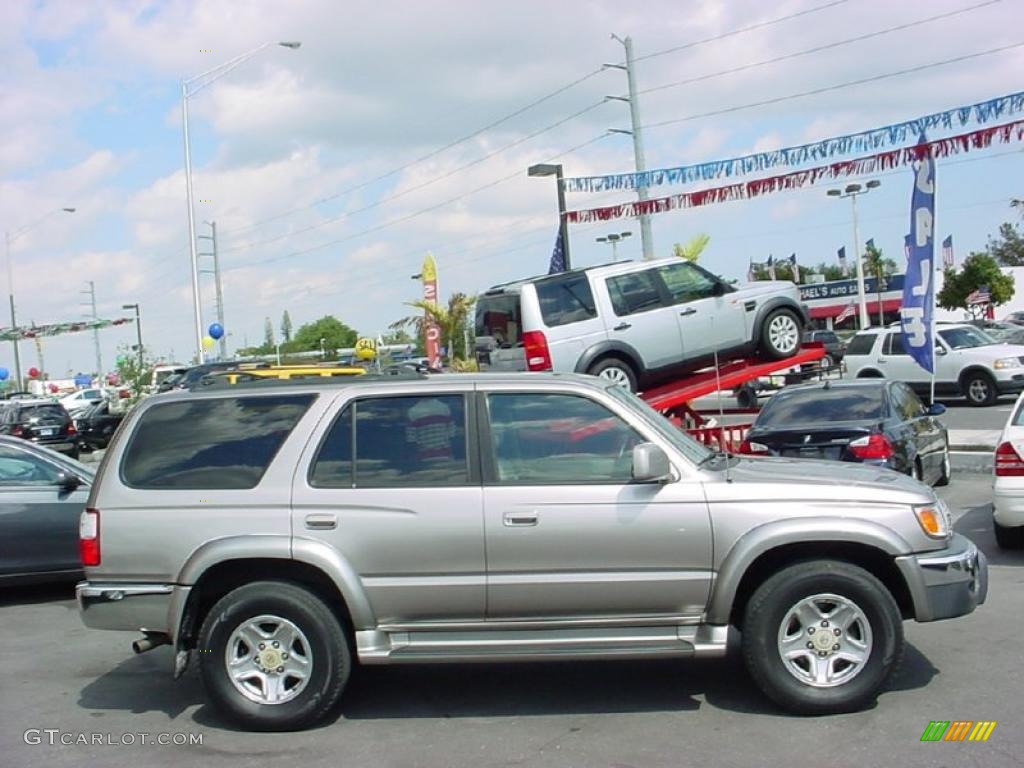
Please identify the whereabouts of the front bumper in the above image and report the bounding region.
[995,374,1024,395]
[895,533,988,622]
[77,581,185,635]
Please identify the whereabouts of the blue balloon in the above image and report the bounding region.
[208,323,224,340]
[0,367,8,381]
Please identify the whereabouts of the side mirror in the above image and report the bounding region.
[935,346,948,356]
[710,281,726,297]
[927,403,946,416]
[632,443,672,483]
[55,471,82,493]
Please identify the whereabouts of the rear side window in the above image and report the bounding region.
[883,333,908,355]
[535,274,597,327]
[845,333,878,356]
[757,387,886,426]
[606,270,665,316]
[476,293,523,346]
[121,395,315,489]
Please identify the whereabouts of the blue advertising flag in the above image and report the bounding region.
[900,134,936,374]
[547,230,566,274]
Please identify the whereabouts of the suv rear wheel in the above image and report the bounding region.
[741,560,903,714]
[587,357,638,392]
[761,308,801,360]
[962,371,997,407]
[198,581,351,731]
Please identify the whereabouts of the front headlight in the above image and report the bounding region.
[913,499,951,539]
[993,357,1021,369]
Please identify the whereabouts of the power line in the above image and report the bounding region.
[642,40,1024,131]
[638,1,1001,97]
[632,0,849,63]
[220,101,607,255]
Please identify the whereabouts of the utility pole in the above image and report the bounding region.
[81,281,102,378]
[198,221,226,359]
[606,34,654,260]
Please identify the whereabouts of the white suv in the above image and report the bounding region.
[475,257,807,391]
[843,323,1024,406]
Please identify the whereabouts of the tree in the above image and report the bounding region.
[263,317,275,350]
[863,242,898,326]
[291,316,359,357]
[672,234,710,262]
[937,252,1015,315]
[114,345,152,403]
[986,222,1024,267]
[391,292,476,363]
[281,310,293,343]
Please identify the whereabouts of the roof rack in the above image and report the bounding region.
[188,366,429,391]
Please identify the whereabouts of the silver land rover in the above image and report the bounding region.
[77,373,985,730]
[475,257,808,391]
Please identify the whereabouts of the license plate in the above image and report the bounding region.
[39,427,56,436]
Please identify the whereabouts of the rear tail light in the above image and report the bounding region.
[848,433,894,460]
[66,423,77,436]
[738,439,769,455]
[995,440,1024,476]
[79,508,100,567]
[522,330,552,372]
[10,425,23,437]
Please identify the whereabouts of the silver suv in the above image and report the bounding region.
[844,322,1024,406]
[475,257,808,391]
[77,373,986,730]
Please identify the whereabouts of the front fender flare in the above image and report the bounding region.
[574,340,644,375]
[706,516,912,625]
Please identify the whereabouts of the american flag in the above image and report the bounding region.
[835,302,857,323]
[967,285,991,305]
[547,230,565,274]
[942,235,954,269]
[837,246,847,275]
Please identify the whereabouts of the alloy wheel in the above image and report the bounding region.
[776,593,873,688]
[225,614,313,705]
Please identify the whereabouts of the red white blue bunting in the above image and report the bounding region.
[565,120,1024,224]
[564,90,1024,194]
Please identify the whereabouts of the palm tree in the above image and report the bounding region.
[391,292,476,363]
[672,234,711,262]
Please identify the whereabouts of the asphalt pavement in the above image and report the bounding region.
[1,469,1020,768]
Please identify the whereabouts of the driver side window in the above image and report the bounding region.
[485,393,644,484]
[657,262,720,304]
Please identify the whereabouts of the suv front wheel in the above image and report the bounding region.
[962,371,998,407]
[741,560,903,714]
[760,308,802,360]
[198,581,351,731]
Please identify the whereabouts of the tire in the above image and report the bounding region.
[198,581,351,731]
[909,459,922,483]
[587,357,638,392]
[760,309,802,361]
[935,443,951,487]
[736,384,758,409]
[741,560,904,715]
[962,371,997,407]
[994,520,1024,549]
[821,355,835,370]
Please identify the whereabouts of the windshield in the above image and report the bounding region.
[938,326,996,349]
[606,385,713,465]
[756,386,885,426]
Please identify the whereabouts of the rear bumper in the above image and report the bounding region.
[894,533,988,622]
[77,581,184,635]
[994,482,1024,526]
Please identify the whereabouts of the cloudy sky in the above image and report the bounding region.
[2,0,1023,375]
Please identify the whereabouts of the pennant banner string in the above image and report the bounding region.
[564,90,1024,193]
[565,120,1024,224]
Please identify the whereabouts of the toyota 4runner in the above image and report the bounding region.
[77,373,986,730]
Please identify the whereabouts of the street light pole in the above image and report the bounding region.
[827,181,881,330]
[5,207,76,387]
[596,231,632,263]
[527,163,571,269]
[181,41,301,365]
[122,304,143,371]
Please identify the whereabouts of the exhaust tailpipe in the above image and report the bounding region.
[132,632,171,654]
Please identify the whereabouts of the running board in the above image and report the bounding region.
[356,624,729,664]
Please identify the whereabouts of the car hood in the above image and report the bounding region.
[701,455,933,505]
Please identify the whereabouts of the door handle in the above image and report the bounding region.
[305,513,337,530]
[877,359,887,364]
[503,512,538,527]
[613,322,632,331]
[679,307,697,316]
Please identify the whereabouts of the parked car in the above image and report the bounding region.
[75,399,126,451]
[803,329,846,367]
[843,323,1024,406]
[475,257,808,391]
[59,387,107,418]
[966,319,1019,341]
[150,364,188,391]
[158,361,271,392]
[0,399,79,458]
[992,390,1024,549]
[0,436,93,584]
[78,373,985,730]
[1002,310,1024,326]
[740,380,950,485]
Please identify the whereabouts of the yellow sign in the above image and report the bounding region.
[421,253,437,284]
[354,337,377,360]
